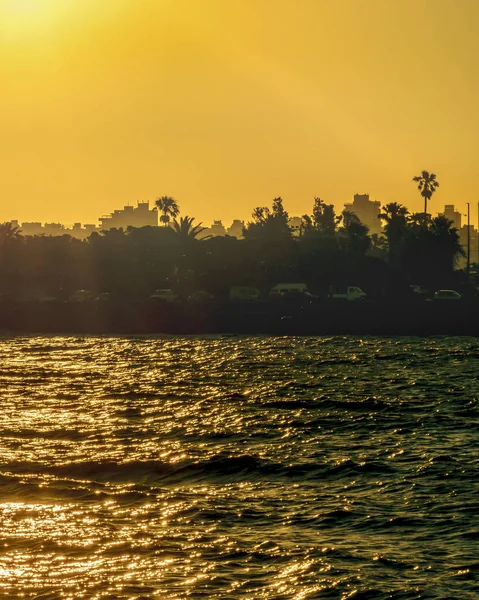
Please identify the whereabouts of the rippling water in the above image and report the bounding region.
[0,335,478,599]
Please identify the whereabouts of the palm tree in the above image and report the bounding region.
[155,196,180,226]
[338,210,371,257]
[412,170,439,215]
[0,222,21,246]
[368,233,388,259]
[429,215,464,270]
[378,202,409,264]
[172,216,207,240]
[340,210,361,230]
[379,202,409,225]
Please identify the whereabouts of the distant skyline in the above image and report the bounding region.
[2,0,479,226]
[7,196,479,231]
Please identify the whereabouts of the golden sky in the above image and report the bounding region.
[1,0,479,226]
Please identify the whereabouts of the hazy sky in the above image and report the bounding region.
[2,0,479,226]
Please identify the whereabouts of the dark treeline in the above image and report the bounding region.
[0,195,471,302]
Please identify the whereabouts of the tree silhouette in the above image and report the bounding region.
[0,222,21,246]
[172,216,207,240]
[412,170,439,215]
[428,215,464,271]
[243,197,292,242]
[155,196,180,226]
[378,202,409,264]
[0,190,472,308]
[408,212,431,229]
[301,197,340,235]
[402,215,463,285]
[339,210,371,257]
[368,233,388,259]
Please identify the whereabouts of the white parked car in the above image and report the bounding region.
[149,289,178,303]
[433,290,462,301]
[329,286,367,301]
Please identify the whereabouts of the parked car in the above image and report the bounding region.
[433,290,462,301]
[229,286,261,302]
[149,289,178,303]
[329,286,367,301]
[269,283,309,299]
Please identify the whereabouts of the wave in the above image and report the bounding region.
[1,454,399,487]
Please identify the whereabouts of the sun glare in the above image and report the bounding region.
[3,0,50,18]
[0,0,75,35]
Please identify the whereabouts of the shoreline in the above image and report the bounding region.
[0,300,478,336]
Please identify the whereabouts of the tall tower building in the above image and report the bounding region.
[344,194,381,234]
[443,205,462,230]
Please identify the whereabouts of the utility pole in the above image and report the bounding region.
[467,202,470,277]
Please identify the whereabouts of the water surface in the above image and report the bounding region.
[0,335,478,598]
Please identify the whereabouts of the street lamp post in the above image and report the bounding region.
[467,202,470,277]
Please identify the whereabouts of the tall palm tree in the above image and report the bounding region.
[172,216,207,240]
[378,202,409,264]
[155,196,180,226]
[379,202,409,225]
[412,170,439,216]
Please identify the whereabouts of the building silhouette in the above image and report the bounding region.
[99,202,157,230]
[443,205,462,230]
[71,223,99,239]
[439,205,477,268]
[344,193,381,234]
[458,224,478,268]
[197,220,227,239]
[288,216,303,235]
[17,222,44,236]
[16,221,100,239]
[226,220,245,239]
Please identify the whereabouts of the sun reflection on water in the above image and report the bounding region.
[0,336,477,597]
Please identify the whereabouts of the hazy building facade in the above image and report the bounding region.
[443,205,462,230]
[17,221,100,239]
[288,216,302,235]
[344,193,381,234]
[227,220,245,239]
[439,205,474,268]
[69,223,100,239]
[100,202,157,230]
[19,222,66,236]
[458,224,479,268]
[18,222,44,236]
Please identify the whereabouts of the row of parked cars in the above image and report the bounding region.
[1,284,466,304]
[229,284,367,302]
[145,284,367,303]
[231,284,466,302]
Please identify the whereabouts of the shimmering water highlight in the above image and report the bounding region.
[0,336,478,599]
